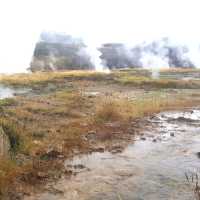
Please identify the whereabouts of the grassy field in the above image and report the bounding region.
[1,69,200,198]
[1,68,200,88]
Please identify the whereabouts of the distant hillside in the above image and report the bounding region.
[29,32,94,72]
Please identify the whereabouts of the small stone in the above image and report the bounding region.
[111,146,123,154]
[40,150,63,160]
[37,172,48,179]
[196,152,200,158]
[93,147,105,153]
[170,133,175,137]
[66,164,89,173]
[152,139,157,142]
[87,130,96,135]
[58,154,65,159]
[86,131,96,140]
[141,137,146,141]
[111,149,122,154]
[64,170,73,176]
[47,186,64,195]
[74,164,85,169]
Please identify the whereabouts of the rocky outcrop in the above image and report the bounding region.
[98,43,137,69]
[29,32,94,72]
[98,38,195,69]
[0,126,10,157]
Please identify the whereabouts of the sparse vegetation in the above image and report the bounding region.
[0,118,23,153]
[0,98,16,107]
[1,69,200,198]
[185,171,200,200]
[94,93,199,124]
[1,68,200,89]
[114,71,200,89]
[0,71,106,87]
[94,98,129,123]
[0,158,19,196]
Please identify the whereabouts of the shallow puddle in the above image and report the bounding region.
[0,85,28,99]
[25,109,200,200]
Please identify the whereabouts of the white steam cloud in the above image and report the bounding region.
[0,0,200,73]
[85,45,106,72]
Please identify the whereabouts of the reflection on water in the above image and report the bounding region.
[25,109,200,200]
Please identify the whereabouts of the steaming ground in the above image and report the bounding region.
[28,32,200,73]
[1,33,200,74]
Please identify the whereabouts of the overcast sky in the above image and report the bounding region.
[0,0,200,73]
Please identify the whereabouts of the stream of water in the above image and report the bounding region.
[25,109,200,200]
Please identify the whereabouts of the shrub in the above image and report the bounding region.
[0,118,22,153]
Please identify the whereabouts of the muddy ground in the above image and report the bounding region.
[1,70,200,199]
[24,109,200,200]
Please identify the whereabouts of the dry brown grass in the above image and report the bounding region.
[0,158,19,196]
[0,70,107,87]
[1,69,200,90]
[159,68,200,73]
[94,97,134,123]
[1,70,200,198]
[0,118,25,153]
[115,73,200,89]
[93,93,200,125]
